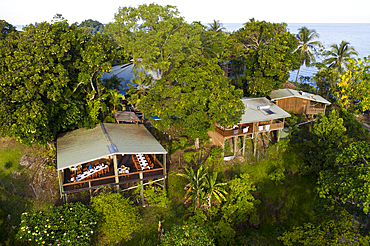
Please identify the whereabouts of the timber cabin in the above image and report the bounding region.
[208,97,291,156]
[56,123,167,201]
[269,89,331,115]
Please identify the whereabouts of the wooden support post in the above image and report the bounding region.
[233,136,237,156]
[242,135,246,156]
[277,129,281,142]
[57,170,64,199]
[139,172,144,206]
[253,132,258,156]
[89,181,92,197]
[113,155,119,192]
[324,104,327,114]
[163,154,167,188]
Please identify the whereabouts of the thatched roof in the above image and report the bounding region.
[281,81,296,89]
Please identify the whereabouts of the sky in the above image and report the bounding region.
[1,0,370,26]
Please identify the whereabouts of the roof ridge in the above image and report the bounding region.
[100,123,118,154]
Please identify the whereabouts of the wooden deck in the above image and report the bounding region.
[215,123,253,138]
[62,154,165,194]
[255,121,284,132]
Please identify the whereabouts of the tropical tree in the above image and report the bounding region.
[0,20,17,40]
[334,57,370,112]
[208,20,225,33]
[78,19,105,35]
[295,27,322,82]
[313,65,339,98]
[229,19,300,96]
[205,172,227,207]
[108,4,244,147]
[0,18,115,147]
[108,89,125,113]
[222,173,257,225]
[323,40,358,72]
[177,165,208,212]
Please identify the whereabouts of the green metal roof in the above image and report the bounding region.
[270,89,331,105]
[240,97,291,124]
[57,123,167,171]
[105,124,167,155]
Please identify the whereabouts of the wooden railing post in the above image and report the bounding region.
[139,172,144,206]
[113,155,119,192]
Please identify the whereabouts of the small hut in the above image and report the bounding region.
[269,89,331,115]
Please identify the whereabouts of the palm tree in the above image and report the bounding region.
[295,27,322,82]
[208,20,225,33]
[177,165,208,212]
[205,172,227,207]
[109,89,125,113]
[323,40,358,73]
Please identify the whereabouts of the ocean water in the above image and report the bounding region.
[222,23,370,81]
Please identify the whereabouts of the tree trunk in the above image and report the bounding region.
[195,138,199,149]
[295,67,301,82]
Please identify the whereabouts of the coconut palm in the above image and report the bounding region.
[208,20,225,33]
[295,27,322,82]
[205,172,227,207]
[323,40,358,73]
[177,165,208,211]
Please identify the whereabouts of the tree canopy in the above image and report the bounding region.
[0,20,17,40]
[295,27,322,82]
[78,19,105,35]
[107,4,244,140]
[228,19,300,96]
[323,40,358,72]
[0,18,115,146]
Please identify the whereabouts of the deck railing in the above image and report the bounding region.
[256,121,284,132]
[306,107,325,114]
[62,156,165,194]
[215,125,253,137]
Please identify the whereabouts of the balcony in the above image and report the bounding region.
[256,121,284,132]
[215,124,253,138]
[62,154,165,194]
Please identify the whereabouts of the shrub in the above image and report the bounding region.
[3,161,12,169]
[161,224,215,246]
[91,189,141,243]
[16,202,98,245]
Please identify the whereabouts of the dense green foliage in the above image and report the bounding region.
[107,4,244,139]
[228,19,300,96]
[0,18,116,146]
[0,20,17,40]
[78,19,105,35]
[17,202,98,245]
[91,190,141,243]
[323,40,358,72]
[161,224,215,246]
[294,27,322,82]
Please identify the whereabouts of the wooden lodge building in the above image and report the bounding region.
[208,97,291,156]
[56,123,167,201]
[269,89,331,115]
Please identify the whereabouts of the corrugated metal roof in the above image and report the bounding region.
[240,98,291,123]
[57,123,167,171]
[270,89,331,105]
[105,124,167,155]
[57,125,110,171]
